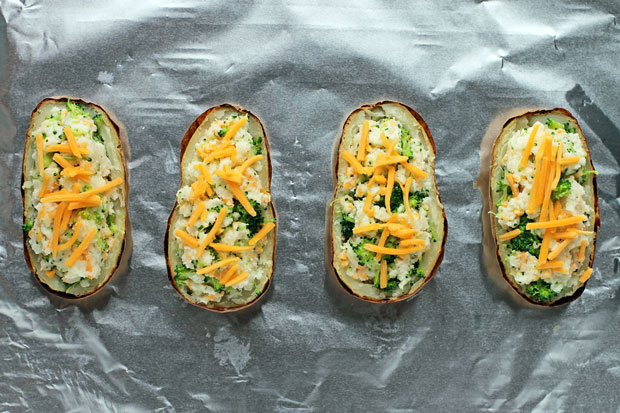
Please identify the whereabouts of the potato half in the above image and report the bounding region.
[490,108,599,306]
[330,101,447,302]
[165,104,276,312]
[22,98,127,298]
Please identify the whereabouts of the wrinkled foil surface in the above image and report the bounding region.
[1,1,620,411]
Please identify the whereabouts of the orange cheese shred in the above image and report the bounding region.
[342,151,372,176]
[505,173,519,198]
[558,156,580,166]
[228,182,256,217]
[357,120,370,162]
[45,143,89,155]
[223,116,248,141]
[398,238,425,248]
[365,244,425,255]
[63,126,82,159]
[219,264,240,284]
[45,269,56,279]
[209,243,253,252]
[188,202,206,228]
[248,222,275,246]
[547,238,572,261]
[58,220,83,251]
[401,162,428,179]
[538,229,553,264]
[197,257,240,275]
[52,153,75,170]
[579,267,593,283]
[526,215,587,230]
[379,260,388,289]
[537,260,564,269]
[520,123,540,169]
[225,272,249,287]
[51,202,67,259]
[195,207,228,258]
[65,227,97,266]
[499,229,521,241]
[578,240,587,262]
[175,229,199,248]
[237,155,263,175]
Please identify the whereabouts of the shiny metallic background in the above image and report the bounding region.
[1,1,619,411]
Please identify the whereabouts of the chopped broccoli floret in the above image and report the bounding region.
[43,152,54,168]
[218,127,228,137]
[428,221,438,242]
[509,216,541,258]
[399,125,413,159]
[353,238,375,266]
[252,136,263,155]
[341,213,355,241]
[390,184,404,212]
[66,99,86,117]
[410,189,429,209]
[233,199,264,237]
[551,178,571,201]
[206,276,226,292]
[373,274,399,291]
[95,237,109,252]
[495,169,513,208]
[174,264,193,287]
[383,236,399,264]
[22,219,34,233]
[79,207,104,225]
[92,114,104,143]
[408,260,425,280]
[545,118,563,130]
[526,279,557,302]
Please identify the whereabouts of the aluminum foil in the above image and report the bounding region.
[1,1,620,411]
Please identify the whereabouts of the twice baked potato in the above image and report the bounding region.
[490,108,599,305]
[22,98,127,297]
[330,101,447,302]
[165,104,276,312]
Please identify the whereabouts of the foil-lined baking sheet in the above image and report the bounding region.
[1,1,620,411]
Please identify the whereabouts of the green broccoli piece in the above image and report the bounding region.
[95,237,109,252]
[79,207,104,225]
[252,136,263,155]
[218,127,228,137]
[410,189,429,209]
[340,213,355,241]
[407,260,425,280]
[233,199,264,237]
[22,219,34,233]
[352,238,375,266]
[205,276,226,292]
[66,99,86,117]
[373,274,399,291]
[495,170,513,208]
[545,118,563,130]
[43,152,54,168]
[174,264,193,287]
[390,184,404,212]
[509,216,542,258]
[563,122,576,133]
[92,114,104,143]
[526,279,557,302]
[383,236,399,264]
[399,125,413,159]
[428,221,438,242]
[551,178,571,201]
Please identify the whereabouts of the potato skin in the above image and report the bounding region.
[329,101,447,303]
[21,97,128,299]
[489,108,600,306]
[164,104,276,312]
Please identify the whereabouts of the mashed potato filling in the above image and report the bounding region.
[335,117,437,297]
[22,100,124,290]
[494,119,595,300]
[172,114,275,305]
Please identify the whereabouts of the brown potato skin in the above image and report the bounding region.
[489,108,600,306]
[329,101,447,303]
[164,104,276,312]
[21,97,128,299]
